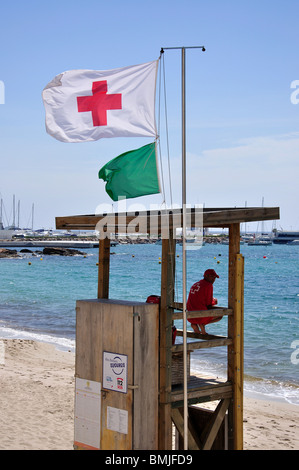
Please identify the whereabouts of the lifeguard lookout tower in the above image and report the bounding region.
[56,205,279,450]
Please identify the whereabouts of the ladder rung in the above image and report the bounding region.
[171,379,233,404]
[172,307,232,320]
[172,335,232,352]
[176,329,225,340]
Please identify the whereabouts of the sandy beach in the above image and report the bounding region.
[0,339,298,451]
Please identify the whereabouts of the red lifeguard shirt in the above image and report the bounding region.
[187,279,216,325]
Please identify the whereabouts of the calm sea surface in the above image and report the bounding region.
[0,242,298,404]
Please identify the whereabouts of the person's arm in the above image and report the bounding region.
[206,283,214,309]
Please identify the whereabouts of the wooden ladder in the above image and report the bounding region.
[172,306,233,351]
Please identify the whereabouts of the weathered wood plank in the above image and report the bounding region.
[99,302,133,450]
[201,398,231,450]
[171,382,233,404]
[159,229,176,450]
[171,408,201,450]
[233,253,244,450]
[98,238,110,299]
[172,337,232,352]
[227,224,244,450]
[175,329,230,340]
[172,307,232,320]
[56,206,280,231]
[133,303,159,450]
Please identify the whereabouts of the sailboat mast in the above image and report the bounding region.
[13,194,15,229]
[32,203,34,231]
[17,200,20,229]
[0,199,3,229]
[261,197,265,234]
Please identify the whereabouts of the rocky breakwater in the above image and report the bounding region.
[42,247,87,256]
[0,248,20,258]
[0,247,87,258]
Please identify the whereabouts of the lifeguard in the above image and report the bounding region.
[187,269,223,335]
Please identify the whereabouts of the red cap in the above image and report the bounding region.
[204,269,219,278]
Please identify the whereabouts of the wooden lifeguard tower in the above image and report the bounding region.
[56,204,279,450]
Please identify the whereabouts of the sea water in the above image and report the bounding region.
[0,243,298,404]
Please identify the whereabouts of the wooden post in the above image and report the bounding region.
[159,225,176,449]
[98,238,110,299]
[234,252,244,449]
[227,223,244,450]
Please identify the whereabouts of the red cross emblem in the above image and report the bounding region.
[77,80,122,126]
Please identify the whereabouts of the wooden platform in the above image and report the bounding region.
[172,374,232,407]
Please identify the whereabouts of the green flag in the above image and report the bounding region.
[98,142,160,201]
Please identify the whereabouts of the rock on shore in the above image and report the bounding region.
[0,247,87,258]
[0,248,19,258]
[42,247,87,256]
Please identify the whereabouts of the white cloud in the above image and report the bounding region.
[159,132,299,229]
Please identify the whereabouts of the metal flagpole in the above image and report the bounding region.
[181,47,189,450]
[161,45,205,450]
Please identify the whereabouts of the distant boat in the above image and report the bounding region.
[248,235,272,246]
[273,231,299,244]
[241,234,254,242]
[179,237,199,245]
[178,237,204,249]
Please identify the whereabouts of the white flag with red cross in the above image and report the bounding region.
[42,60,158,143]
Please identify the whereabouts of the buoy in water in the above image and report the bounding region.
[28,262,31,265]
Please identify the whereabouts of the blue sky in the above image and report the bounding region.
[0,0,299,230]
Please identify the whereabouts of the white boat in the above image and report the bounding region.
[247,236,272,246]
[179,236,202,244]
